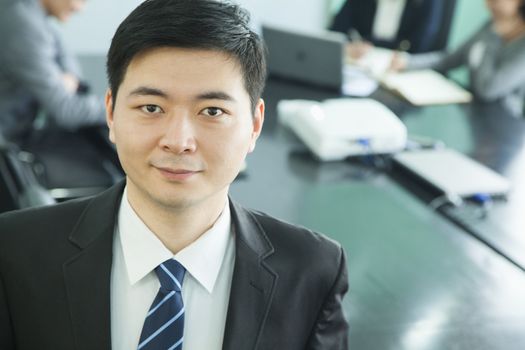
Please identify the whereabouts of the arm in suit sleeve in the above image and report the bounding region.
[407,0,444,53]
[406,23,486,71]
[330,0,354,34]
[0,271,15,349]
[306,247,349,350]
[2,7,105,130]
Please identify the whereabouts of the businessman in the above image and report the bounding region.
[0,0,349,349]
[330,0,448,54]
[0,0,105,142]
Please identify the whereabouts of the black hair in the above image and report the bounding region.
[521,2,525,20]
[106,0,266,112]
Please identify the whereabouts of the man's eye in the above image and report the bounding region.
[140,105,163,114]
[202,107,225,117]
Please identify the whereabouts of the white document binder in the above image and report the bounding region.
[394,148,510,198]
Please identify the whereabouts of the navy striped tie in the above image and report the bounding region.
[138,259,186,350]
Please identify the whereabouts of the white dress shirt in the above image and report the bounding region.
[111,188,235,350]
[372,0,407,41]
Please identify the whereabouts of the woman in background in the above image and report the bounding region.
[393,0,525,116]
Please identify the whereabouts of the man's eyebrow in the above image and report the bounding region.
[128,86,168,98]
[196,91,236,102]
[127,88,237,102]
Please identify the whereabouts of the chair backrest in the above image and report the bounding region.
[0,136,55,212]
[17,127,124,202]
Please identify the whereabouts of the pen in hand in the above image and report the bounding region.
[348,28,363,43]
[346,29,371,59]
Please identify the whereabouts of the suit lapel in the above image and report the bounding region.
[222,200,277,350]
[63,182,125,350]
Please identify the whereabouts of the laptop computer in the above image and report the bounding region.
[262,25,346,90]
[394,148,510,198]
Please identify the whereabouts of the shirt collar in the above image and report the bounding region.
[117,187,232,294]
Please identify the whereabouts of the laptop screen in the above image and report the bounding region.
[262,25,346,90]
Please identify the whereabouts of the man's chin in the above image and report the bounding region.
[155,196,192,210]
[146,187,202,210]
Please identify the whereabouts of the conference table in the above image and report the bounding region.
[230,77,525,349]
[76,56,525,349]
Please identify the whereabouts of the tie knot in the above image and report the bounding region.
[155,259,186,292]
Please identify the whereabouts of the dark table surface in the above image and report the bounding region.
[399,101,525,272]
[369,87,525,272]
[229,78,525,349]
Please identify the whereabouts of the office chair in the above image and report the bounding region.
[17,126,124,202]
[0,132,55,212]
[0,124,124,211]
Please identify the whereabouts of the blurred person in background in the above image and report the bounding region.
[0,0,106,143]
[392,0,525,116]
[330,0,447,58]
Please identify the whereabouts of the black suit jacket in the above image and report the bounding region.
[0,182,348,349]
[330,0,446,53]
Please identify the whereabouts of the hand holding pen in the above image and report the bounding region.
[346,29,372,59]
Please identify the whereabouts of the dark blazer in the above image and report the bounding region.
[0,182,348,349]
[330,0,447,53]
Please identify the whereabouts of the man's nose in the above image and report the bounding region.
[158,114,198,154]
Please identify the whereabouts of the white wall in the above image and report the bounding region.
[60,0,331,55]
[242,0,330,33]
[60,1,143,55]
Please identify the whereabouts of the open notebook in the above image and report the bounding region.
[381,70,472,105]
[348,48,472,105]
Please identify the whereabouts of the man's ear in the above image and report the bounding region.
[105,89,116,144]
[248,98,265,153]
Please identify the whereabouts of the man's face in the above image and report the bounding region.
[41,0,85,21]
[105,47,264,211]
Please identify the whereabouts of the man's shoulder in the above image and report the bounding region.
[0,0,50,45]
[243,206,343,262]
[239,206,347,296]
[0,0,44,26]
[0,196,92,240]
[0,182,123,232]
